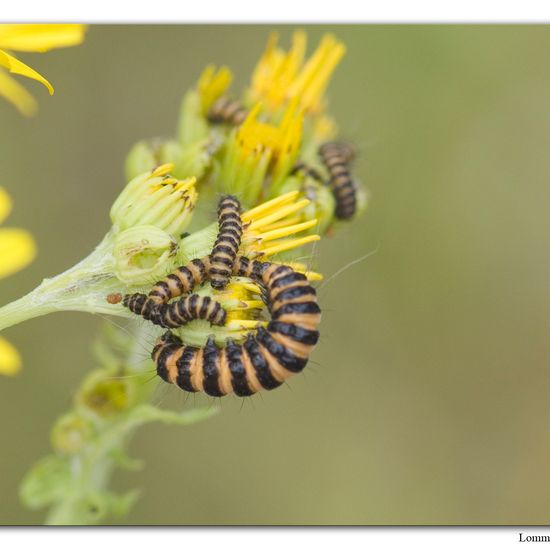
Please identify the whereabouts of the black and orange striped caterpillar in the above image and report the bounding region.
[118,194,321,396]
[209,195,243,290]
[318,141,357,220]
[152,257,321,396]
[207,97,248,126]
[124,291,226,329]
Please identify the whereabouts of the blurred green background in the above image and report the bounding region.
[1,25,550,525]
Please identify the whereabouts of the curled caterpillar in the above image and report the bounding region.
[209,195,243,290]
[123,256,211,323]
[207,97,248,126]
[319,141,357,220]
[152,258,321,397]
[125,292,226,329]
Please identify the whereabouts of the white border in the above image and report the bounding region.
[2,0,550,23]
[0,527,548,549]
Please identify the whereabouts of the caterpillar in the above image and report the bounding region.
[152,257,321,397]
[207,97,248,126]
[318,141,357,220]
[122,256,211,323]
[125,292,226,329]
[209,195,243,290]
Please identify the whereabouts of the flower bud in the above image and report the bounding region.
[110,164,197,235]
[51,412,93,455]
[124,140,158,182]
[76,369,133,418]
[113,225,177,286]
[278,178,335,235]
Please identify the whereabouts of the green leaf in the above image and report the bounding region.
[19,455,71,510]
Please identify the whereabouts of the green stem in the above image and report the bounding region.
[44,324,156,525]
[0,231,127,332]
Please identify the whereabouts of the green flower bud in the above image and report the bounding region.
[278,177,335,235]
[51,412,94,455]
[110,164,197,235]
[125,140,186,182]
[76,369,133,418]
[113,225,177,286]
[124,140,158,182]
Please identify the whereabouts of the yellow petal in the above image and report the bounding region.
[0,68,37,116]
[0,49,53,95]
[0,24,86,52]
[0,336,21,376]
[0,187,13,224]
[0,227,36,278]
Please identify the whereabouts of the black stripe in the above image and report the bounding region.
[219,222,242,233]
[268,271,307,290]
[155,344,179,382]
[148,290,166,302]
[256,327,308,373]
[217,233,240,248]
[272,301,321,318]
[176,299,190,323]
[191,258,207,277]
[268,321,319,345]
[268,264,292,281]
[165,275,183,294]
[201,337,223,397]
[176,346,198,392]
[213,243,237,256]
[219,211,240,223]
[212,255,234,268]
[142,299,156,320]
[188,294,199,317]
[243,335,282,390]
[210,267,232,276]
[226,339,254,396]
[273,285,316,303]
[200,297,210,319]
[155,280,171,294]
[333,182,353,193]
[176,267,194,290]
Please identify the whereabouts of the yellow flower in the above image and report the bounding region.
[248,31,345,116]
[196,64,232,114]
[0,187,36,375]
[0,24,86,116]
[218,102,303,203]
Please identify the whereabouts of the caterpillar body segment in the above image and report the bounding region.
[147,257,211,304]
[152,294,227,329]
[318,141,357,220]
[209,195,243,290]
